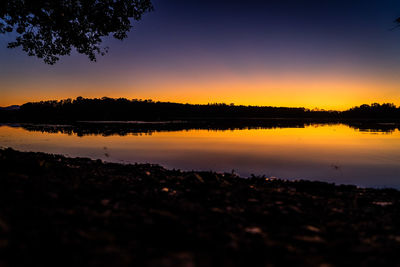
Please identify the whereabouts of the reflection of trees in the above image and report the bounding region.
[11,120,400,137]
[18,121,314,137]
[347,123,400,133]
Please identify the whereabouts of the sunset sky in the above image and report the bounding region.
[1,0,400,110]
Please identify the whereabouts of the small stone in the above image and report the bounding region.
[305,225,321,233]
[193,173,204,183]
[245,227,263,235]
[211,207,224,213]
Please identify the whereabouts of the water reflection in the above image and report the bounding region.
[5,120,400,136]
[0,123,400,188]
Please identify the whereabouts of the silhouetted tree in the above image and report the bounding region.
[342,103,400,119]
[0,0,153,64]
[2,97,399,122]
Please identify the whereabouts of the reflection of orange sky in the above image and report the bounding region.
[1,124,400,169]
[2,124,400,153]
[1,70,399,110]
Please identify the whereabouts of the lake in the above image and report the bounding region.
[1,123,400,188]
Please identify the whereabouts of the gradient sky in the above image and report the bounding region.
[1,0,400,109]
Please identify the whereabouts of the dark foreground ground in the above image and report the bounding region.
[1,149,400,266]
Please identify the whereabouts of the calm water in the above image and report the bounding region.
[1,123,400,188]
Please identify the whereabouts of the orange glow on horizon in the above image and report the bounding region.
[1,69,399,110]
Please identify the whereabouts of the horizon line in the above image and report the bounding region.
[2,96,398,112]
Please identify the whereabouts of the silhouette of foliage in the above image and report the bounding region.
[341,103,400,119]
[8,97,335,122]
[0,0,153,64]
[1,97,399,123]
[392,17,400,30]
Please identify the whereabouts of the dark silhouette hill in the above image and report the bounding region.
[0,97,399,123]
[0,105,20,111]
[1,97,333,122]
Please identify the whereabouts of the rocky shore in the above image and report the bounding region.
[0,148,400,266]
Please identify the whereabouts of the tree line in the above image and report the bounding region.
[0,97,399,122]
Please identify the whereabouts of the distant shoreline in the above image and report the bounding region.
[1,97,399,123]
